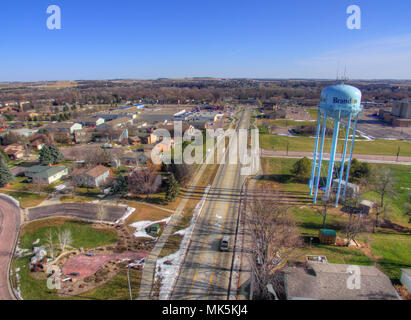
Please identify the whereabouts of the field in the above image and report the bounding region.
[259,157,411,283]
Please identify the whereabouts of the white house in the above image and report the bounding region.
[25,165,69,184]
[400,269,411,295]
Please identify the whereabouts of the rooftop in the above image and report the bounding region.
[25,165,67,179]
[84,165,110,178]
[285,263,399,300]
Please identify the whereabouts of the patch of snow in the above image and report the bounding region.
[115,206,136,223]
[173,228,187,236]
[129,216,171,239]
[90,200,99,204]
[276,133,296,137]
[13,267,22,300]
[0,193,20,208]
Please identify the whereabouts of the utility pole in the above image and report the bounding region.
[396,146,400,162]
[127,266,132,300]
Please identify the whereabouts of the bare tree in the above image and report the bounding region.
[128,165,161,198]
[45,230,56,259]
[372,167,396,229]
[57,229,73,252]
[96,203,107,223]
[345,213,372,247]
[246,188,302,300]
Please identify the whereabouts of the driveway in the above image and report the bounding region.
[0,196,21,300]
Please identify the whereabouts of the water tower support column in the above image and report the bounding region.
[324,111,341,200]
[309,111,322,195]
[335,114,352,207]
[342,115,359,201]
[313,114,328,204]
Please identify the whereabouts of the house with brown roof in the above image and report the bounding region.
[1,143,25,160]
[72,165,111,188]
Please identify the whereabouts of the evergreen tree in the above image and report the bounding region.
[291,157,311,182]
[39,145,53,165]
[48,145,64,164]
[165,174,179,202]
[113,175,128,196]
[0,160,13,187]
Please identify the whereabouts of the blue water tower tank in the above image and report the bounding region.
[319,84,362,119]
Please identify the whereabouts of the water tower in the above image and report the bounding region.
[309,84,363,207]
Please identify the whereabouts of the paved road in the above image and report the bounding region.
[171,108,251,300]
[0,197,20,300]
[261,149,411,165]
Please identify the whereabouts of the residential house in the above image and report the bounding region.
[24,165,68,184]
[28,133,49,150]
[1,143,25,160]
[284,262,400,300]
[74,128,94,144]
[400,269,411,295]
[72,165,111,188]
[136,132,158,145]
[120,152,149,166]
[128,136,141,146]
[45,122,83,134]
[75,117,105,128]
[96,117,133,131]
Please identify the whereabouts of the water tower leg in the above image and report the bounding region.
[324,117,341,200]
[335,114,352,207]
[313,114,327,204]
[342,115,359,201]
[310,111,322,195]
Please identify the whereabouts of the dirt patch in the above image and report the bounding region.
[20,217,69,236]
[62,251,148,279]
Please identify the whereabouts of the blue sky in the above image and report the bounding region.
[1,0,411,81]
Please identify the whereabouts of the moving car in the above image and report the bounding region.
[219,235,230,251]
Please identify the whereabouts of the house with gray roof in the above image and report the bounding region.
[284,262,400,300]
[25,165,68,184]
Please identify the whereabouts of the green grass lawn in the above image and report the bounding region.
[1,191,47,208]
[13,218,118,300]
[19,218,117,250]
[370,233,411,283]
[260,133,411,157]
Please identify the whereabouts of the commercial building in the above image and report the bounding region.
[379,98,411,127]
